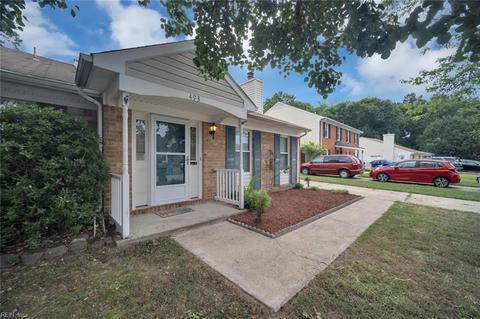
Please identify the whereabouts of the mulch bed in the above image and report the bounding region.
[229,189,362,238]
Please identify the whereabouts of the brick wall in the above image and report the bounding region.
[261,132,275,190]
[319,120,360,155]
[103,105,132,212]
[55,105,97,132]
[202,122,226,200]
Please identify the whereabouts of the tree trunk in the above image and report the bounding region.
[255,211,262,224]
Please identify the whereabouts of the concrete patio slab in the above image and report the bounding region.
[116,202,241,247]
[174,196,393,311]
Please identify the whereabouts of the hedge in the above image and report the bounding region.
[0,105,108,250]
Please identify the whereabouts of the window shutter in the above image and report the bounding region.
[225,126,236,169]
[252,130,262,189]
[274,133,280,186]
[290,137,298,184]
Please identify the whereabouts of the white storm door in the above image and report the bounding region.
[188,122,200,198]
[153,116,189,204]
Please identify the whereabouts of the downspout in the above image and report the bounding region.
[76,86,103,150]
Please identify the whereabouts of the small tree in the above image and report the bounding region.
[301,142,326,162]
[0,105,108,250]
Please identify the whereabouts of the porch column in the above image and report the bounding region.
[238,119,244,209]
[121,92,130,237]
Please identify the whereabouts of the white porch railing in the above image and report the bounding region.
[215,169,240,205]
[110,174,128,238]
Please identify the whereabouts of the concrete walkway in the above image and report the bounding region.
[174,181,479,311]
[175,195,396,311]
[309,181,480,213]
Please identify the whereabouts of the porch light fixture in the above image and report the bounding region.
[209,123,217,139]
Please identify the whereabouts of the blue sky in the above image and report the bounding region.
[16,0,453,105]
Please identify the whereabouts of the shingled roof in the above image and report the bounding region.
[0,46,76,84]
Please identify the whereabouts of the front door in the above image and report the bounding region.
[153,116,189,204]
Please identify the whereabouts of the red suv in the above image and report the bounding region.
[301,155,363,178]
[369,160,460,187]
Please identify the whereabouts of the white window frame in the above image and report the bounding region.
[323,122,331,139]
[336,126,341,141]
[280,136,290,172]
[346,129,350,143]
[235,128,252,173]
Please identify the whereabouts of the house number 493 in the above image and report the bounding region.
[189,93,201,103]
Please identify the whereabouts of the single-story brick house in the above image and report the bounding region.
[0,41,308,238]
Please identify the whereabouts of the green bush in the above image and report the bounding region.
[310,186,319,191]
[244,178,257,209]
[253,189,271,223]
[294,183,304,189]
[330,189,349,194]
[0,105,108,250]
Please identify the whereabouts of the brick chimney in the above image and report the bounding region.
[240,70,264,113]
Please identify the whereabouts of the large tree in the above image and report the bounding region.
[2,0,478,98]
[263,91,315,113]
[324,98,406,142]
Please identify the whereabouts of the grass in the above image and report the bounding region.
[2,203,479,318]
[282,202,480,318]
[1,239,268,318]
[458,171,480,187]
[301,174,480,202]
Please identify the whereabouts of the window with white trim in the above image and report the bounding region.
[235,129,251,172]
[336,127,341,141]
[280,136,289,171]
[346,130,350,143]
[323,122,331,139]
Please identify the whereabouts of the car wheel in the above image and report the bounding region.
[377,173,390,182]
[301,167,310,175]
[433,177,449,188]
[339,169,350,178]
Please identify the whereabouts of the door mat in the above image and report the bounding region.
[156,207,195,218]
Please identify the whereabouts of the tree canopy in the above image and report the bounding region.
[2,0,478,98]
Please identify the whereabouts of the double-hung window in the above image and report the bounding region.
[323,122,330,139]
[346,130,351,143]
[235,129,251,173]
[336,127,341,141]
[280,136,289,171]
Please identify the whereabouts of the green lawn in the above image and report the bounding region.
[302,174,480,201]
[459,171,480,187]
[2,203,479,318]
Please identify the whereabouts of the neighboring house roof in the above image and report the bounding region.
[247,111,310,132]
[0,46,76,85]
[334,141,364,150]
[266,102,363,134]
[360,137,432,155]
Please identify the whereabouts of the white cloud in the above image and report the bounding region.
[341,38,454,97]
[19,2,76,58]
[96,0,168,48]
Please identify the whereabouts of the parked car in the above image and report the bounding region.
[430,156,463,170]
[301,155,363,178]
[369,160,460,187]
[370,159,392,167]
[460,159,480,171]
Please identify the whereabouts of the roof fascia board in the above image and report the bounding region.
[225,73,257,111]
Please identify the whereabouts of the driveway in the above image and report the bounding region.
[174,182,479,311]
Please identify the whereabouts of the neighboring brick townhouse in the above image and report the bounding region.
[265,103,364,162]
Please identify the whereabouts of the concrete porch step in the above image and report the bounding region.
[115,202,242,248]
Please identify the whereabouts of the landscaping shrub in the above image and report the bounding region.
[294,183,304,189]
[244,178,257,209]
[253,190,271,223]
[305,176,311,188]
[0,105,108,251]
[310,186,319,191]
[330,189,349,194]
